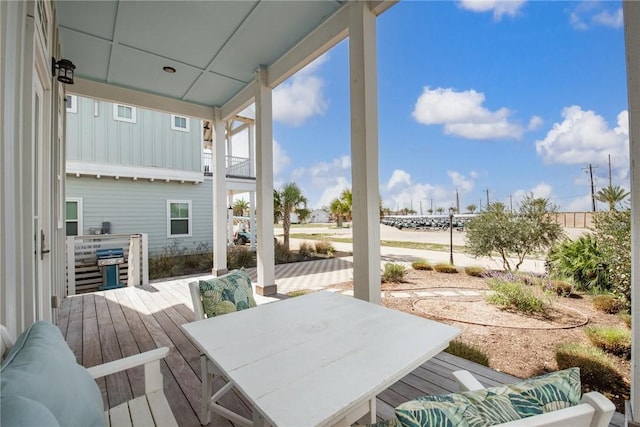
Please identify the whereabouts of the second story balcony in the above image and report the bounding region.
[203,152,254,179]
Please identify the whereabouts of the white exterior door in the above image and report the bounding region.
[32,20,53,321]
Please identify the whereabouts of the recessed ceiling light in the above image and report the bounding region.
[163,66,176,74]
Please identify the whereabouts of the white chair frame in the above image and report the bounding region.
[189,281,253,427]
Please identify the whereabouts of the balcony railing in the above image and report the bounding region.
[202,153,254,178]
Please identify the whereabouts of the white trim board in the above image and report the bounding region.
[66,161,204,183]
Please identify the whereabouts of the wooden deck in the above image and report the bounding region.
[56,280,624,426]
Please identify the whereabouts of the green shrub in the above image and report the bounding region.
[445,340,489,367]
[314,239,334,256]
[592,294,622,314]
[382,263,407,283]
[412,260,432,271]
[149,240,214,279]
[485,278,547,315]
[287,289,311,297]
[546,235,609,292]
[227,245,256,270]
[298,241,313,258]
[519,273,545,288]
[594,210,631,309]
[464,266,486,277]
[585,326,631,359]
[556,342,624,390]
[544,279,573,297]
[619,312,631,329]
[275,240,292,264]
[434,263,458,274]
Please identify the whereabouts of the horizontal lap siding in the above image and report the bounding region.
[66,176,214,255]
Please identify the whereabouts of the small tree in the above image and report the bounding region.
[465,195,563,271]
[596,185,629,211]
[466,204,477,214]
[330,189,352,227]
[594,209,631,308]
[273,189,282,224]
[233,198,249,216]
[277,183,308,250]
[436,207,444,214]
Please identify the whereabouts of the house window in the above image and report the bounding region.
[113,104,136,123]
[65,198,83,236]
[171,114,190,132]
[66,94,77,113]
[167,200,192,237]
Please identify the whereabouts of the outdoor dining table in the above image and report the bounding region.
[182,290,460,427]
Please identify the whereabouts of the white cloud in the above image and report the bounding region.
[569,4,623,30]
[458,0,526,20]
[528,116,544,131]
[564,194,593,212]
[273,54,329,127]
[382,169,455,213]
[535,106,629,170]
[412,87,530,140]
[447,170,477,193]
[273,140,290,177]
[513,183,553,205]
[292,155,352,208]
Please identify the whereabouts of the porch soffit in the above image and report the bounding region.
[56,0,356,116]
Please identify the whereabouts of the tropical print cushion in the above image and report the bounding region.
[395,368,581,427]
[199,269,256,318]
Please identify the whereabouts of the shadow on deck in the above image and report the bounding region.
[56,281,624,426]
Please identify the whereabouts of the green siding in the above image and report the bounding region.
[66,96,202,171]
[66,176,214,255]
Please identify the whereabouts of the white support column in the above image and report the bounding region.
[255,67,276,296]
[349,0,381,304]
[249,120,256,178]
[624,2,640,423]
[212,108,228,276]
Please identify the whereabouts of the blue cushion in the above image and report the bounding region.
[199,269,256,318]
[0,321,105,426]
[0,395,60,426]
[395,368,581,427]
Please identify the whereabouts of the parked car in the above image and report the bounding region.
[234,230,251,245]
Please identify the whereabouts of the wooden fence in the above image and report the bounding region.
[66,234,148,295]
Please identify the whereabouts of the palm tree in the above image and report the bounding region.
[596,185,629,211]
[436,207,444,214]
[277,182,308,250]
[233,198,249,216]
[330,189,352,228]
[273,189,282,224]
[466,204,477,214]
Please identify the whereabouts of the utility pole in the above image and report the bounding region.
[479,199,482,211]
[430,199,433,211]
[583,164,597,212]
[509,194,513,213]
[608,154,612,187]
[419,200,423,215]
[485,189,490,207]
[456,188,460,213]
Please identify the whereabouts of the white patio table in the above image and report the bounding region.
[182,290,460,427]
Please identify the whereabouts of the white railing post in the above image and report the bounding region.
[141,233,149,285]
[127,234,141,287]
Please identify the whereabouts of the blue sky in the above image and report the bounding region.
[269,0,628,213]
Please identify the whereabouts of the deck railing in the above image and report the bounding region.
[202,152,254,178]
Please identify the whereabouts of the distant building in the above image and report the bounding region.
[309,209,330,223]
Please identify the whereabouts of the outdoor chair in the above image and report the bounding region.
[188,269,257,427]
[389,368,614,427]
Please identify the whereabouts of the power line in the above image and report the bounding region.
[582,164,598,212]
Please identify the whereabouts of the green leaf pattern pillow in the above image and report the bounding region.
[199,269,256,318]
[395,368,581,427]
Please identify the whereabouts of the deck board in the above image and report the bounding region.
[57,281,625,427]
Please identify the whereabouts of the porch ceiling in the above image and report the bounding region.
[56,1,347,109]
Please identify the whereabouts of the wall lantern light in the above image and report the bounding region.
[51,58,76,84]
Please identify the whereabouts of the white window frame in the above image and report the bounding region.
[167,200,192,238]
[65,197,83,236]
[113,103,137,123]
[171,114,190,132]
[66,94,77,113]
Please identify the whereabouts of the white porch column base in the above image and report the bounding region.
[349,0,381,304]
[255,67,276,296]
[212,108,228,276]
